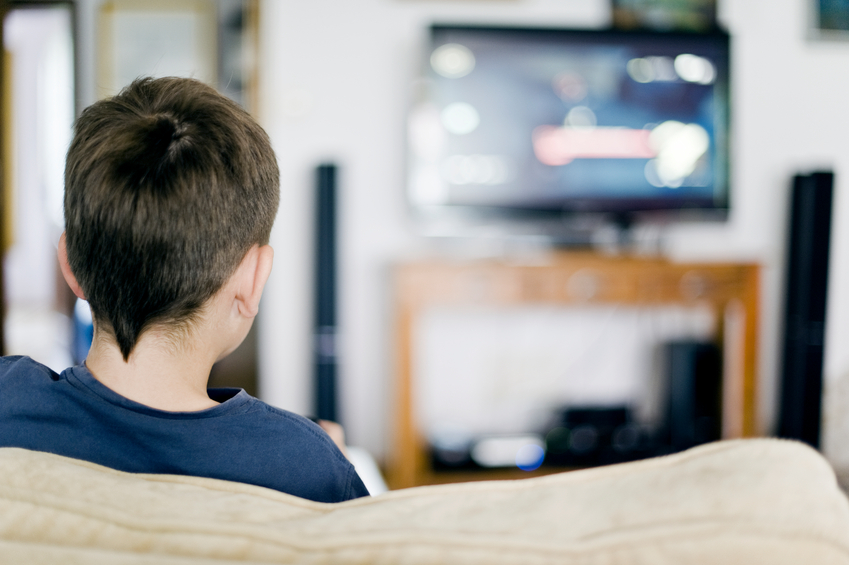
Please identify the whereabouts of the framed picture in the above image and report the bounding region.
[813,0,849,37]
[98,0,217,99]
[612,0,717,32]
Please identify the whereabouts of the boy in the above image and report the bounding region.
[0,77,369,503]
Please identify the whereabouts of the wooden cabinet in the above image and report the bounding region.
[387,253,760,490]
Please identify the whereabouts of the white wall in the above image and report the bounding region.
[256,0,609,459]
[255,0,849,463]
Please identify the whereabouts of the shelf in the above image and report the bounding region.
[387,252,760,490]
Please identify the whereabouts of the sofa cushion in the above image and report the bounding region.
[0,439,847,564]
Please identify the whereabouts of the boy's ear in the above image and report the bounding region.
[57,232,86,300]
[233,244,274,318]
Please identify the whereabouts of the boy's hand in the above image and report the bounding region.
[317,420,348,459]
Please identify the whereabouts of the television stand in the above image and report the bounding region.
[386,252,760,489]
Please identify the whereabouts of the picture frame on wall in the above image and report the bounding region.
[97,0,218,99]
[812,0,849,38]
[97,0,258,110]
[611,0,717,32]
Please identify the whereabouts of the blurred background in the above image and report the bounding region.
[3,0,849,488]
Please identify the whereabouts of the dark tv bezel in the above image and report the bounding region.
[412,24,732,227]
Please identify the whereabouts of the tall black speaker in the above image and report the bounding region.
[778,171,834,448]
[665,341,722,452]
[313,163,338,422]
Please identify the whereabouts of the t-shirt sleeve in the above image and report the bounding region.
[344,464,371,500]
[250,405,373,502]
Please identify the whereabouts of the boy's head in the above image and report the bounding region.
[63,77,280,360]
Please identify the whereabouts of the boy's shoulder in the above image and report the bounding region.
[227,396,350,464]
[0,355,56,375]
[0,356,61,393]
[158,393,369,501]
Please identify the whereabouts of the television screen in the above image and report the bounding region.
[407,25,730,226]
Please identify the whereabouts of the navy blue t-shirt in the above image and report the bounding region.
[0,356,369,503]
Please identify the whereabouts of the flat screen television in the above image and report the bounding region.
[407,25,731,238]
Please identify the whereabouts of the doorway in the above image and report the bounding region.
[1,1,75,370]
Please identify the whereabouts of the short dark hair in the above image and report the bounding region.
[64,77,280,360]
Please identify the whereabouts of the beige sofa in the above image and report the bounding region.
[0,439,847,564]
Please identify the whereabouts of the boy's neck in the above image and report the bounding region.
[84,329,221,412]
[66,244,269,412]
